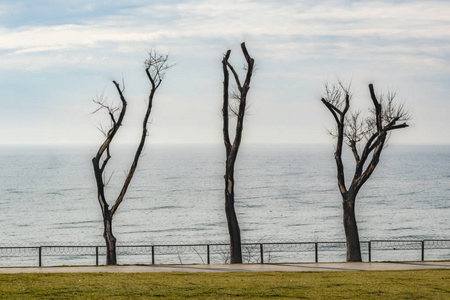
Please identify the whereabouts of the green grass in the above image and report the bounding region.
[0,269,448,299]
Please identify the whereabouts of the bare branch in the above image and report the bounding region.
[344,112,369,146]
[241,42,255,91]
[94,123,109,137]
[144,49,172,89]
[111,50,171,218]
[227,62,243,92]
[322,82,350,111]
[369,84,383,133]
[100,145,111,173]
[103,170,115,187]
[382,93,410,128]
[321,98,341,125]
[222,49,232,155]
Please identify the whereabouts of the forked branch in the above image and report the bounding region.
[92,50,171,219]
[322,81,410,196]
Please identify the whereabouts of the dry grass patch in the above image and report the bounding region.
[0,269,448,299]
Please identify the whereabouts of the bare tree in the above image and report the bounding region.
[222,42,255,264]
[321,82,409,262]
[92,50,170,265]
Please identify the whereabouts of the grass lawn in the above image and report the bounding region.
[0,269,448,299]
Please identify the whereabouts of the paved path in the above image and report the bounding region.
[0,261,449,274]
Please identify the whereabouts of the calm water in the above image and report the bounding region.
[0,144,449,246]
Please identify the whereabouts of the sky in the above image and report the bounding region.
[0,0,449,145]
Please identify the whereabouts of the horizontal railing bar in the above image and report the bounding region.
[0,247,40,250]
[423,239,450,242]
[370,240,426,242]
[1,240,449,249]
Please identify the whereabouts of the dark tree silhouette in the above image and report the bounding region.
[92,50,170,265]
[222,42,254,264]
[321,82,409,262]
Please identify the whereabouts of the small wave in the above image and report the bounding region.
[315,188,334,194]
[145,227,208,234]
[46,191,63,196]
[395,191,420,196]
[241,204,265,208]
[152,205,184,210]
[5,189,27,194]
[247,186,270,191]
[118,230,155,235]
[60,188,82,192]
[390,227,414,231]
[163,176,183,180]
[54,223,95,230]
[286,223,310,228]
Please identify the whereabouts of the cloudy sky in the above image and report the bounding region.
[1,0,449,145]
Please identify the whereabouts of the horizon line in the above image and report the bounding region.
[0,142,449,147]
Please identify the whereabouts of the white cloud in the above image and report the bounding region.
[1,1,449,54]
[0,0,446,82]
[0,23,165,53]
[0,0,449,145]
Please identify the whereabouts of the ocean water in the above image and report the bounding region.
[0,144,449,247]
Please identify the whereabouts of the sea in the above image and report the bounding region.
[0,143,449,249]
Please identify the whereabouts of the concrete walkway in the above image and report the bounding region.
[0,261,449,274]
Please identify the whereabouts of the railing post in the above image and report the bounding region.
[368,241,371,262]
[260,244,264,264]
[315,242,318,263]
[207,245,210,265]
[96,246,99,266]
[152,246,155,265]
[421,240,425,261]
[39,247,42,267]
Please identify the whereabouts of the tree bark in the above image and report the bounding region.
[103,211,117,265]
[224,171,242,263]
[342,195,362,262]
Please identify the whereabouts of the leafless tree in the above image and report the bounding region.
[92,50,170,265]
[222,42,255,264]
[321,82,409,262]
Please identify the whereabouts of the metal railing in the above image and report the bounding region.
[0,239,448,267]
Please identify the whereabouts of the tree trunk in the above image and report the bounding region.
[225,175,242,263]
[342,195,362,262]
[103,212,117,265]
